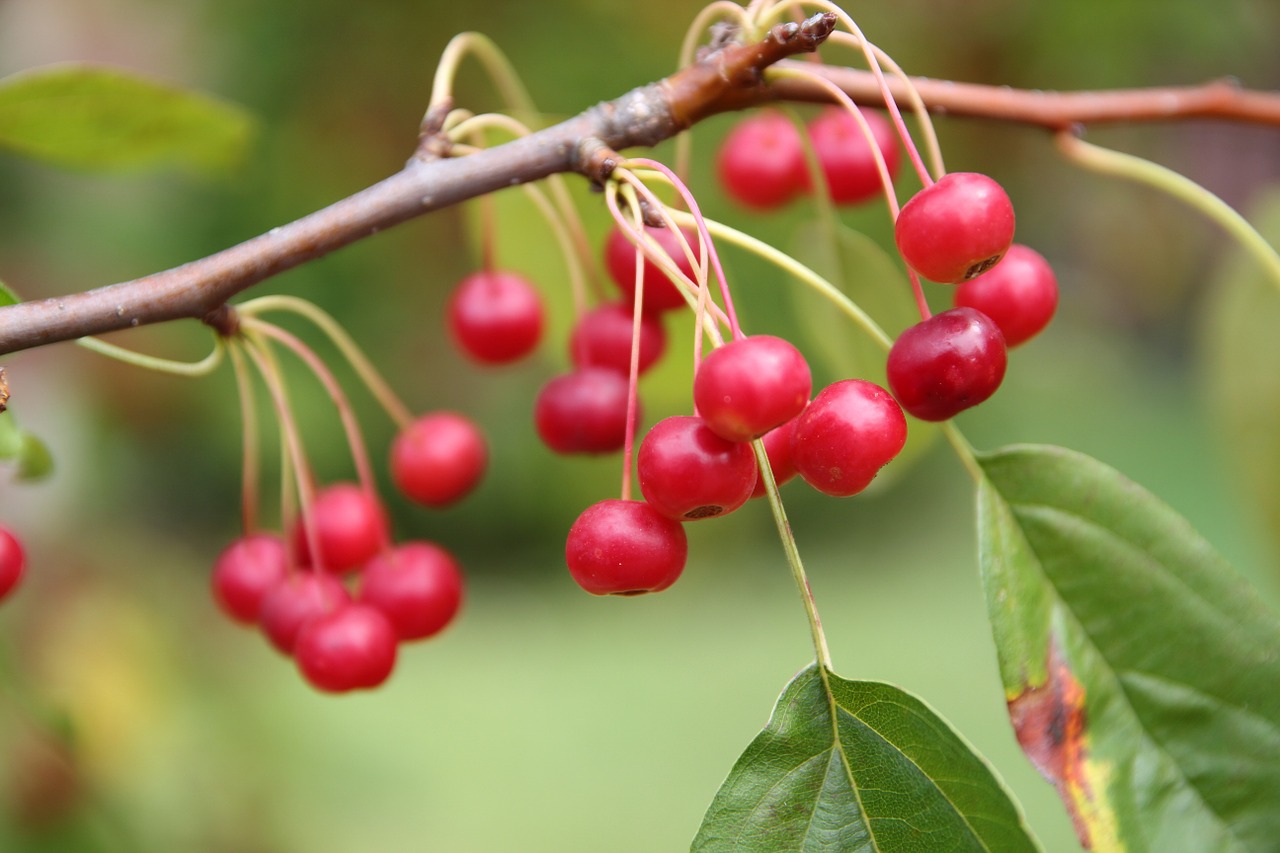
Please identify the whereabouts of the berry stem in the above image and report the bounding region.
[227,340,262,535]
[940,421,986,485]
[426,32,539,128]
[74,334,224,376]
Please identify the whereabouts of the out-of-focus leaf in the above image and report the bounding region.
[977,444,1280,852]
[0,280,18,307]
[0,411,52,481]
[693,663,1041,852]
[0,63,256,177]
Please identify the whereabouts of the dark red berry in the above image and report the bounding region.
[259,571,351,654]
[637,416,757,521]
[358,542,464,641]
[293,483,389,572]
[790,380,907,497]
[390,412,487,508]
[717,110,807,210]
[805,106,900,205]
[886,307,1008,422]
[294,603,398,693]
[693,335,811,442]
[604,224,702,314]
[953,244,1058,347]
[0,525,25,603]
[534,367,635,455]
[565,499,687,596]
[447,270,545,364]
[211,533,290,624]
[569,302,667,376]
[750,417,800,499]
[894,172,1016,283]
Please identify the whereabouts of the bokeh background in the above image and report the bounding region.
[1,0,1279,850]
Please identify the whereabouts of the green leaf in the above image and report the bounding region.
[976,444,1280,852]
[0,280,18,307]
[0,63,256,176]
[0,411,52,481]
[693,664,1041,852]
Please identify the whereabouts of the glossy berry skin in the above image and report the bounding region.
[534,367,635,455]
[293,483,389,573]
[0,525,25,603]
[790,380,907,497]
[604,224,702,314]
[294,603,398,693]
[565,499,687,596]
[953,244,1058,347]
[359,542,464,641]
[637,416,758,521]
[750,417,800,499]
[259,571,351,654]
[806,107,900,205]
[887,307,1008,422]
[694,335,811,442]
[447,270,545,364]
[894,172,1016,283]
[569,302,667,376]
[211,533,290,624]
[390,412,487,508]
[717,111,807,210]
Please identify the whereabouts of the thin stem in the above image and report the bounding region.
[428,32,539,126]
[941,421,985,485]
[227,341,261,534]
[75,334,224,376]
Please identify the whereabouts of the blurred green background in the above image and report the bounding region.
[1,0,1279,850]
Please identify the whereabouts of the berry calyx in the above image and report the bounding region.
[294,603,398,693]
[293,482,389,572]
[750,417,800,499]
[0,525,26,603]
[716,110,807,211]
[534,367,635,455]
[390,412,488,508]
[604,224,702,314]
[569,302,667,376]
[259,571,351,654]
[886,307,1008,422]
[637,416,757,521]
[693,335,811,442]
[805,106,900,206]
[358,541,464,641]
[211,533,290,624]
[894,172,1016,283]
[953,244,1058,347]
[565,499,687,596]
[447,270,545,364]
[790,380,907,497]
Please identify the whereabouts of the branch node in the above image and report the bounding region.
[203,304,240,339]
[575,137,623,186]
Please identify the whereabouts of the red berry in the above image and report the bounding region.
[569,302,667,376]
[637,416,757,521]
[886,307,1008,422]
[693,335,811,442]
[604,224,702,314]
[390,412,487,508]
[894,172,1016,283]
[953,244,1058,347]
[750,417,800,499]
[259,571,351,654]
[790,380,907,497]
[293,483,389,572]
[359,542,464,641]
[211,533,290,624]
[806,106,900,205]
[447,270,545,364]
[565,499,687,596]
[294,603,398,693]
[0,525,26,602]
[534,367,635,455]
[717,111,807,210]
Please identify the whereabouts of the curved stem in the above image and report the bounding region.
[75,334,224,376]
[227,341,261,534]
[428,32,539,125]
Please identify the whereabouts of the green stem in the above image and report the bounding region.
[76,334,224,377]
[428,32,539,126]
[941,421,985,484]
[227,341,261,534]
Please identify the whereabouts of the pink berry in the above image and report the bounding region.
[886,307,1008,422]
[805,106,900,205]
[447,270,545,364]
[294,603,398,693]
[293,483,389,572]
[953,244,1058,347]
[259,571,351,654]
[0,525,26,603]
[693,335,811,442]
[534,367,635,455]
[358,541,464,641]
[565,499,687,596]
[894,172,1016,283]
[637,416,758,521]
[211,533,290,624]
[790,380,907,497]
[569,302,667,376]
[390,412,487,508]
[604,224,702,314]
[717,111,807,210]
[750,418,800,499]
